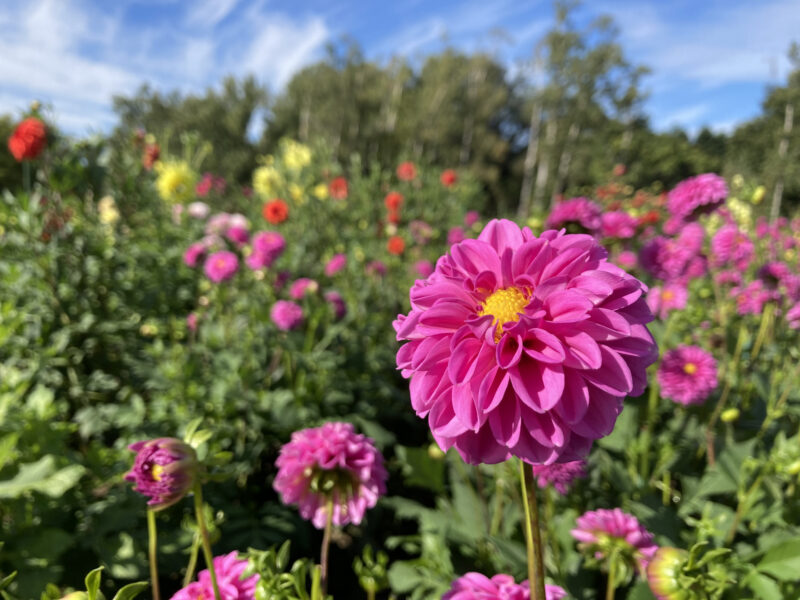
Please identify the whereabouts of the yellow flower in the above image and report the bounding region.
[752,185,766,205]
[732,174,744,188]
[727,196,752,228]
[312,182,329,200]
[253,165,283,199]
[98,195,119,225]
[281,139,311,171]
[155,160,197,204]
[289,183,304,203]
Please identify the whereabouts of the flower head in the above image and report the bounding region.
[184,243,207,268]
[325,290,347,320]
[395,219,657,466]
[442,573,566,600]
[273,422,387,528]
[601,211,637,239]
[125,438,198,511]
[646,547,688,600]
[546,198,602,234]
[329,177,348,200]
[289,277,319,299]
[8,117,46,161]
[387,235,405,255]
[441,169,458,187]
[325,254,347,277]
[384,192,404,211]
[415,260,434,278]
[396,161,417,181]
[532,459,586,494]
[366,260,387,277]
[262,199,289,224]
[204,251,239,283]
[710,224,753,271]
[170,551,259,600]
[657,346,718,405]
[226,226,250,246]
[155,160,198,204]
[271,300,304,331]
[667,173,727,222]
[247,231,286,270]
[448,226,466,246]
[465,211,480,227]
[253,164,283,198]
[572,507,658,572]
[646,284,688,321]
[281,139,311,171]
[188,202,210,220]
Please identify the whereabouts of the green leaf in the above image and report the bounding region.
[85,567,103,600]
[758,538,800,580]
[0,456,85,498]
[745,571,782,600]
[626,581,657,599]
[0,571,17,591]
[111,582,149,600]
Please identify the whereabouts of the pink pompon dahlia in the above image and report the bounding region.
[184,242,207,268]
[204,251,239,283]
[170,551,259,600]
[395,219,658,466]
[270,300,304,331]
[710,224,753,271]
[273,422,387,528]
[646,284,688,321]
[442,573,566,600]
[572,508,658,572]
[532,459,586,494]
[289,277,319,299]
[600,211,638,239]
[546,197,602,234]
[657,346,718,406]
[667,173,727,222]
[247,231,286,270]
[325,290,347,320]
[125,438,198,511]
[325,253,347,277]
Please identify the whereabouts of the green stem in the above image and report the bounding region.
[367,589,375,600]
[725,472,765,544]
[22,160,30,196]
[194,484,222,600]
[320,496,334,597]
[706,323,747,465]
[147,510,161,600]
[489,475,505,537]
[751,303,774,362]
[640,378,661,483]
[183,532,201,587]
[605,553,617,600]
[517,460,546,600]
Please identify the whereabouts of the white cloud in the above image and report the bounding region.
[185,0,240,28]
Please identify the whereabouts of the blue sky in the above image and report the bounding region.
[1,0,797,137]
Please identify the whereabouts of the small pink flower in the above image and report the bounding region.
[615,250,638,270]
[546,197,602,234]
[667,173,727,222]
[325,254,347,277]
[646,284,688,320]
[442,573,566,600]
[572,507,658,571]
[325,290,347,320]
[187,313,198,332]
[447,226,465,246]
[464,211,480,227]
[273,422,387,528]
[657,345,717,405]
[532,460,586,494]
[414,260,434,278]
[184,243,207,268]
[271,300,304,331]
[710,224,753,271]
[204,251,239,283]
[601,211,637,239]
[226,226,250,246]
[247,231,286,270]
[787,302,800,329]
[289,278,319,299]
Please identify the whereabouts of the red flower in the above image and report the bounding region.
[262,199,289,224]
[396,161,417,181]
[613,163,627,177]
[388,209,401,224]
[329,177,348,200]
[143,143,160,170]
[440,169,457,187]
[384,191,404,211]
[8,117,46,162]
[387,235,405,255]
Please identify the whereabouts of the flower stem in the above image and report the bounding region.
[725,472,765,544]
[183,532,201,587]
[639,378,661,483]
[605,553,617,600]
[706,323,747,465]
[193,484,222,600]
[320,496,334,597]
[147,509,161,600]
[517,460,546,600]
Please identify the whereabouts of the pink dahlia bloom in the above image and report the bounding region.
[733,280,776,316]
[184,242,207,268]
[710,224,753,271]
[786,302,800,329]
[394,219,658,466]
[247,231,286,270]
[366,260,387,277]
[601,211,637,239]
[657,345,718,405]
[646,284,688,320]
[415,260,434,278]
[325,253,347,277]
[532,459,586,494]
[125,438,198,511]
[465,211,480,227]
[546,197,602,234]
[757,261,791,289]
[442,573,565,600]
[204,251,239,283]
[271,300,304,331]
[572,508,658,571]
[615,250,637,270]
[448,226,466,246]
[325,290,347,320]
[170,551,258,600]
[289,277,319,299]
[226,226,250,246]
[667,173,727,222]
[639,224,705,284]
[273,422,387,528]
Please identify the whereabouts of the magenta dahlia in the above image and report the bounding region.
[273,422,387,528]
[531,459,586,494]
[546,197,602,234]
[646,284,688,321]
[442,573,566,600]
[667,173,727,222]
[601,211,637,239]
[170,551,258,600]
[204,251,239,283]
[572,508,658,571]
[247,231,286,270]
[395,219,657,466]
[325,290,347,320]
[325,253,347,277]
[125,438,198,511]
[657,346,718,406]
[710,224,753,271]
[289,277,319,299]
[270,300,304,331]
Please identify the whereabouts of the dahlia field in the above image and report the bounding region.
[2,121,800,600]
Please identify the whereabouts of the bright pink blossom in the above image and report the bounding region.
[395,219,658,466]
[443,573,566,600]
[270,300,303,331]
[325,254,347,277]
[204,251,239,283]
[184,243,207,268]
[601,211,637,239]
[226,226,250,246]
[646,284,688,320]
[415,260,434,278]
[289,278,318,299]
[273,422,387,528]
[448,226,466,246]
[546,197,602,234]
[572,508,658,571]
[465,211,480,227]
[710,225,753,271]
[169,551,258,600]
[247,231,286,270]
[657,345,718,405]
[532,459,586,494]
[667,173,727,222]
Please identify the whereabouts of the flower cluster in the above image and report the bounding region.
[443,573,566,600]
[170,552,258,600]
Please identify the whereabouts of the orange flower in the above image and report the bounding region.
[384,191,403,211]
[387,235,405,255]
[143,143,160,170]
[263,199,289,224]
[8,117,46,162]
[396,161,417,182]
[329,177,348,200]
[440,169,457,187]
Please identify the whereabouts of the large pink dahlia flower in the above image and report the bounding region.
[442,573,566,600]
[572,508,658,571]
[395,219,657,465]
[273,422,387,528]
[667,173,727,222]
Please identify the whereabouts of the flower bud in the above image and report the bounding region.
[125,438,198,511]
[647,547,689,600]
[721,408,740,423]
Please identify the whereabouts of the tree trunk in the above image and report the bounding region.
[531,118,558,214]
[551,121,581,207]
[516,101,543,220]
[460,65,487,165]
[299,95,311,142]
[770,102,794,223]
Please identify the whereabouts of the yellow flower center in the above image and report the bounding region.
[662,290,674,301]
[479,287,529,339]
[683,362,697,375]
[151,464,164,481]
